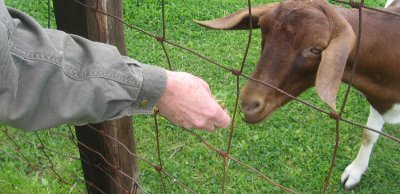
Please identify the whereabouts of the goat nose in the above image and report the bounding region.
[241,99,263,114]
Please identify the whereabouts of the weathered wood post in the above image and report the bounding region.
[53,0,140,193]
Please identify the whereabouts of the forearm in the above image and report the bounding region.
[0,2,166,130]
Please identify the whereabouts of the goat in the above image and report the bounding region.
[195,0,400,190]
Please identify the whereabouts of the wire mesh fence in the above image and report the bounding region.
[1,0,399,193]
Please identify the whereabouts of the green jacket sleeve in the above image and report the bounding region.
[0,0,167,131]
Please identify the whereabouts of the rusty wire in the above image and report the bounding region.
[154,111,167,193]
[222,0,255,193]
[34,131,68,184]
[88,123,197,193]
[321,0,365,192]
[2,0,399,193]
[1,127,38,171]
[336,0,400,17]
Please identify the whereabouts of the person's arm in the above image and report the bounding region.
[0,5,166,130]
[0,1,230,131]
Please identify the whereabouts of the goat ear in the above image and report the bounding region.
[194,3,279,30]
[315,1,356,112]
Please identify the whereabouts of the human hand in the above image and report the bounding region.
[156,71,231,131]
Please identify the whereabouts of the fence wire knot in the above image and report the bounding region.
[329,112,340,121]
[218,150,228,158]
[98,130,107,136]
[112,165,120,172]
[153,107,160,114]
[231,69,241,76]
[155,165,163,172]
[89,6,97,12]
[156,36,166,42]
[349,0,364,9]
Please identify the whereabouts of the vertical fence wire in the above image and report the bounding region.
[154,111,167,193]
[222,0,255,192]
[322,0,365,192]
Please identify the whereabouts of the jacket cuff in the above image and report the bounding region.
[134,63,167,114]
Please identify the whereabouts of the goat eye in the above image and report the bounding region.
[310,47,322,55]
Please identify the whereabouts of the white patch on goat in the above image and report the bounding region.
[382,104,400,124]
[385,0,394,8]
[341,106,385,190]
[342,103,400,189]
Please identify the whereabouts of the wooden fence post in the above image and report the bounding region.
[52,0,140,193]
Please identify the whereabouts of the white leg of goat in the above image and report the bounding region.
[385,0,394,8]
[341,106,384,190]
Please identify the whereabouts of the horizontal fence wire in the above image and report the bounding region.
[1,0,399,193]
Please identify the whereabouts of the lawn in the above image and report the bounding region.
[1,0,399,193]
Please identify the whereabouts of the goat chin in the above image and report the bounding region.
[242,103,281,123]
[243,112,271,123]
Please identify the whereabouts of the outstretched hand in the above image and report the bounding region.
[156,71,231,131]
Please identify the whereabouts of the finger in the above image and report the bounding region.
[212,104,231,129]
[202,122,217,132]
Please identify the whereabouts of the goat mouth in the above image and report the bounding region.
[242,112,271,123]
[242,104,278,123]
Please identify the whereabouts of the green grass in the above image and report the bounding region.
[1,0,399,193]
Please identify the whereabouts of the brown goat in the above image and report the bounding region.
[196,0,400,190]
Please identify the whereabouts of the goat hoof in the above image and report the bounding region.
[341,176,359,191]
[341,164,364,191]
[343,180,357,192]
